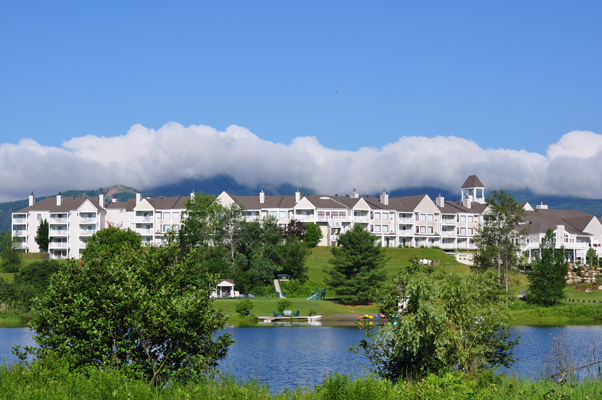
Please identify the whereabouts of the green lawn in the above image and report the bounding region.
[305,246,463,285]
[214,297,379,317]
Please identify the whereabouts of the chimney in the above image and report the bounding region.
[136,192,141,205]
[259,189,265,204]
[190,190,195,200]
[462,195,471,209]
[295,189,300,203]
[351,188,359,199]
[380,190,389,205]
[536,202,548,210]
[436,194,445,208]
[29,192,35,207]
[56,192,62,206]
[99,191,104,208]
[112,195,117,203]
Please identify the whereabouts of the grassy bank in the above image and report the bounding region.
[215,298,378,318]
[1,363,601,399]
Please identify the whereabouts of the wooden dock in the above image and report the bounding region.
[258,315,323,323]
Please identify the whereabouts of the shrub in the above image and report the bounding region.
[236,299,254,316]
[277,299,292,314]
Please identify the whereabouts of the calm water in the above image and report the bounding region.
[2,323,602,393]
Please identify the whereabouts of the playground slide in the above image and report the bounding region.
[306,293,318,301]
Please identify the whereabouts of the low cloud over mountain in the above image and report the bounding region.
[1,123,601,202]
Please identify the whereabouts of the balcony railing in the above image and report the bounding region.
[49,242,69,249]
[245,216,260,222]
[441,219,457,225]
[50,218,69,224]
[441,231,455,237]
[49,230,68,236]
[398,218,413,224]
[317,215,349,222]
[138,229,153,235]
[353,215,369,222]
[136,216,153,223]
[12,217,27,222]
[294,215,315,222]
[79,217,96,223]
[79,230,96,236]
[79,242,88,248]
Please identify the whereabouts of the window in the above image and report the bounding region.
[427,214,433,221]
[420,214,426,221]
[382,213,389,220]
[37,214,41,220]
[468,216,473,223]
[354,211,361,217]
[427,226,433,234]
[460,228,466,235]
[164,212,171,219]
[382,225,389,233]
[163,224,171,232]
[171,212,179,219]
[374,225,381,232]
[460,216,466,222]
[332,211,338,217]
[340,211,346,218]
[318,211,325,218]
[420,226,426,233]
[416,226,420,233]
[468,228,474,235]
[279,211,286,219]
[374,212,381,220]
[270,211,277,218]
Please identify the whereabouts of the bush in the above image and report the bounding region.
[236,299,254,316]
[277,299,292,314]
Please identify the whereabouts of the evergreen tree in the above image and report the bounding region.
[323,224,388,304]
[35,219,50,252]
[527,229,569,307]
[280,236,309,283]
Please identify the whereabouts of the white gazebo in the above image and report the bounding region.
[211,279,239,299]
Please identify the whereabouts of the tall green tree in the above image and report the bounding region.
[354,269,517,381]
[527,229,569,307]
[35,219,50,252]
[81,227,141,259]
[13,259,61,309]
[280,236,310,283]
[1,232,22,273]
[587,247,599,268]
[178,192,224,253]
[323,224,388,304]
[30,242,233,385]
[303,222,323,247]
[473,190,526,292]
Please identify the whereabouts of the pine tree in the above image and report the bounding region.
[323,224,388,304]
[527,229,569,306]
[35,219,50,252]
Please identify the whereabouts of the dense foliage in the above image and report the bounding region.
[279,236,310,283]
[527,229,569,307]
[0,231,22,273]
[303,223,323,247]
[12,259,61,308]
[473,190,525,292]
[81,227,141,258]
[34,219,50,252]
[355,264,518,381]
[323,224,388,304]
[30,242,233,384]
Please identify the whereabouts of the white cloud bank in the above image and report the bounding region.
[1,123,602,202]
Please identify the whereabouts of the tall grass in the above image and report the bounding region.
[2,360,602,400]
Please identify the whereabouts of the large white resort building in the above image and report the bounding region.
[11,175,602,262]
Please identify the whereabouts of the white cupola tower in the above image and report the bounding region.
[461,175,485,204]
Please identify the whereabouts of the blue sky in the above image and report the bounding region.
[1,1,602,200]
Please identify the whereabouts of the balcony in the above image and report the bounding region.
[79,230,96,236]
[294,215,315,222]
[12,216,27,222]
[138,229,153,235]
[245,216,260,222]
[50,218,69,224]
[353,215,369,222]
[398,217,413,224]
[317,215,349,222]
[136,216,153,223]
[441,231,455,237]
[49,230,69,237]
[79,217,96,223]
[330,235,339,243]
[49,242,69,249]
[441,219,457,225]
[79,241,88,248]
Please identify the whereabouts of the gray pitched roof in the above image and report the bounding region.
[461,175,484,189]
[521,209,597,236]
[16,196,102,213]
[437,200,488,214]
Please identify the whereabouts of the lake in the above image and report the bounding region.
[2,322,602,393]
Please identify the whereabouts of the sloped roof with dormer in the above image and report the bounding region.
[520,209,598,236]
[461,175,485,189]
